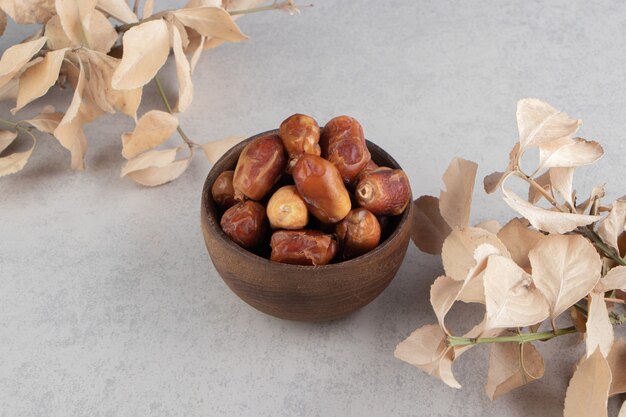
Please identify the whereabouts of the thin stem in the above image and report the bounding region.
[153,76,195,148]
[0,118,17,128]
[447,326,578,347]
[605,297,625,304]
[578,227,626,266]
[516,170,559,209]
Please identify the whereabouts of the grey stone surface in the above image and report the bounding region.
[1,0,626,416]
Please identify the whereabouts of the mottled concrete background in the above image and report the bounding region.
[1,1,626,416]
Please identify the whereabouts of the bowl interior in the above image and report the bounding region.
[201,129,411,270]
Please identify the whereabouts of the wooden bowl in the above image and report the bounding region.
[200,129,413,321]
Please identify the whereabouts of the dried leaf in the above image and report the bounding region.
[394,324,461,389]
[485,339,545,400]
[475,220,501,234]
[497,218,543,271]
[585,292,614,358]
[142,0,154,18]
[607,339,626,397]
[571,307,587,333]
[96,0,138,23]
[620,401,626,417]
[121,110,178,159]
[439,157,477,228]
[44,15,74,49]
[549,167,574,207]
[112,19,170,90]
[597,266,626,293]
[0,77,18,101]
[0,0,55,24]
[169,23,193,112]
[189,34,206,73]
[23,105,64,133]
[597,198,626,253]
[484,144,520,194]
[502,186,600,234]
[527,170,551,204]
[200,135,245,163]
[55,0,98,46]
[516,98,581,150]
[171,7,248,42]
[88,9,118,53]
[529,234,602,319]
[411,196,451,255]
[0,134,35,177]
[457,270,486,304]
[430,275,464,334]
[563,349,611,417]
[0,129,17,153]
[484,255,549,328]
[0,37,48,89]
[122,147,192,187]
[441,227,510,281]
[538,136,604,169]
[0,8,6,36]
[12,48,68,113]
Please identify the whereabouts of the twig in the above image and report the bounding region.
[153,76,195,149]
[515,170,560,209]
[447,326,578,347]
[577,227,626,266]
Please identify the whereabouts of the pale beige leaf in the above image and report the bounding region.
[485,339,544,400]
[517,98,581,149]
[171,7,248,42]
[411,196,451,255]
[0,129,17,153]
[169,23,193,112]
[394,324,461,389]
[189,34,206,73]
[457,271,486,304]
[184,0,222,6]
[563,349,611,417]
[502,187,600,234]
[44,15,74,49]
[23,105,64,133]
[529,234,602,318]
[0,37,48,89]
[126,154,191,186]
[577,185,606,215]
[142,0,154,18]
[597,266,626,293]
[475,220,501,234]
[0,77,18,101]
[607,339,626,397]
[619,401,626,417]
[497,218,544,271]
[55,0,98,46]
[585,292,614,358]
[484,144,521,194]
[484,255,549,328]
[120,147,178,177]
[0,0,55,24]
[112,19,170,90]
[597,198,626,253]
[0,135,35,177]
[538,136,603,169]
[0,8,6,36]
[441,226,510,281]
[88,9,118,53]
[439,157,477,228]
[96,0,138,23]
[121,110,178,159]
[430,275,463,334]
[527,170,551,204]
[200,135,245,164]
[549,167,574,207]
[12,48,67,113]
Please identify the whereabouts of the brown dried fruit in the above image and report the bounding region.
[356,168,411,216]
[266,185,309,230]
[270,230,338,265]
[320,115,371,184]
[211,170,237,209]
[279,113,321,171]
[292,154,352,223]
[220,200,267,248]
[336,208,381,259]
[233,134,287,201]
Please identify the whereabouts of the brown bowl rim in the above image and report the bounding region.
[201,128,412,271]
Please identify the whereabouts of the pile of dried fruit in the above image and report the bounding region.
[211,114,411,265]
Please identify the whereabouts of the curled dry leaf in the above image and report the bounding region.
[171,7,248,42]
[502,186,600,234]
[96,0,138,24]
[12,48,68,114]
[394,324,461,389]
[548,167,574,207]
[0,129,17,153]
[121,110,178,159]
[483,255,549,329]
[0,8,6,36]
[441,226,510,281]
[411,196,451,255]
[0,133,35,177]
[529,234,602,319]
[200,135,245,163]
[439,157,477,228]
[485,339,545,400]
[0,36,47,88]
[585,292,614,358]
[121,147,192,187]
[563,348,611,417]
[496,218,543,271]
[484,143,520,194]
[112,19,171,90]
[475,220,501,234]
[0,0,55,24]
[607,339,626,397]
[55,0,98,47]
[142,0,154,18]
[87,9,118,53]
[23,105,64,133]
[596,265,626,293]
[0,77,18,101]
[527,170,551,204]
[516,98,580,150]
[169,23,194,113]
[430,275,463,335]
[538,136,604,170]
[620,401,626,417]
[597,198,626,253]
